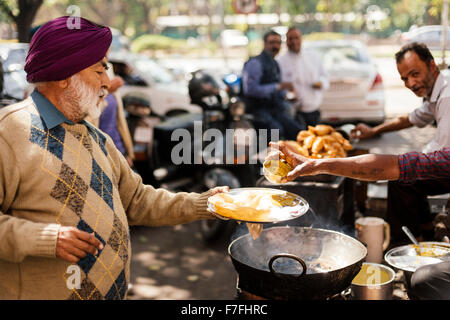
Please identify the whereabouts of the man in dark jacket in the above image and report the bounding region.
[242,30,304,141]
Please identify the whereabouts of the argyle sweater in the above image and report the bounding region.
[0,98,213,300]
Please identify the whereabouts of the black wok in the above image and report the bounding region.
[228,226,367,300]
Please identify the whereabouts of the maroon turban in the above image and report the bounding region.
[25,16,112,83]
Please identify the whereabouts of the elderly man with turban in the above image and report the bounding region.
[0,16,227,300]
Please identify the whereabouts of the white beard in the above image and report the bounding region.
[59,74,107,122]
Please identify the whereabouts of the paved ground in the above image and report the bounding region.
[127,223,237,300]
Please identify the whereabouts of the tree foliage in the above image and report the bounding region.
[0,0,448,41]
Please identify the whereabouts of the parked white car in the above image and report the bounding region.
[401,25,450,51]
[304,40,385,125]
[107,52,201,116]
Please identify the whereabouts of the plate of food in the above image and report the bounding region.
[207,187,309,224]
[385,242,450,272]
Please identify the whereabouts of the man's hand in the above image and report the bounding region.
[350,123,376,140]
[56,226,104,263]
[209,186,230,196]
[206,186,230,217]
[268,142,318,182]
[278,82,295,92]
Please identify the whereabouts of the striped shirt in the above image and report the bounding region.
[398,148,450,182]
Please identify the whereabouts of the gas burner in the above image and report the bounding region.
[235,279,352,300]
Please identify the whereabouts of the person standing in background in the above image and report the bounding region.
[350,42,450,242]
[278,26,329,127]
[97,75,135,167]
[241,30,304,140]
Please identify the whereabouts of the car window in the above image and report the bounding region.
[134,58,174,84]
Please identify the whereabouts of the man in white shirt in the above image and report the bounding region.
[277,27,329,127]
[351,42,450,243]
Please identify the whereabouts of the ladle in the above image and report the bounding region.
[402,226,421,254]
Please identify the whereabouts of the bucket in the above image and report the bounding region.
[351,262,395,300]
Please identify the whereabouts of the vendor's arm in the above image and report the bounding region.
[268,141,399,182]
[270,142,450,182]
[292,154,400,181]
[351,115,413,140]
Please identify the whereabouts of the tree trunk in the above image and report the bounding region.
[121,1,130,34]
[0,0,44,42]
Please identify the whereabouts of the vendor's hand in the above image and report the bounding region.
[268,142,318,182]
[56,226,104,263]
[350,123,375,140]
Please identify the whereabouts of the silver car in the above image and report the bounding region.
[304,40,385,125]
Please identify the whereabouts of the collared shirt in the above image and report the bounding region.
[398,147,450,183]
[277,49,329,113]
[30,89,85,129]
[408,73,450,153]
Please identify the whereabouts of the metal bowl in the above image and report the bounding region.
[384,242,450,295]
[384,242,450,273]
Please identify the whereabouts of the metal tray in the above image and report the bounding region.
[384,242,450,272]
[207,187,309,224]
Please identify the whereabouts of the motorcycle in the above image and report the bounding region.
[189,70,262,241]
[123,71,261,241]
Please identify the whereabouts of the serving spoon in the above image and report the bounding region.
[402,226,422,255]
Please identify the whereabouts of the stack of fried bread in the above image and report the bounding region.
[281,124,353,159]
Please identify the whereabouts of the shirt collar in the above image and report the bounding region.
[429,72,446,103]
[31,89,76,129]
